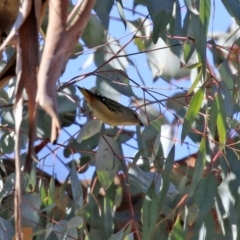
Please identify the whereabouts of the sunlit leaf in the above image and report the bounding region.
[169,217,185,240]
[215,93,227,149]
[181,87,204,142]
[188,68,202,94]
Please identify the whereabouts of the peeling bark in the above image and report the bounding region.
[14,0,40,237]
[37,0,96,143]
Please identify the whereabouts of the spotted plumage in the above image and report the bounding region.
[78,87,143,127]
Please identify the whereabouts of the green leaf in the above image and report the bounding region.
[188,138,206,197]
[158,144,175,200]
[150,131,161,163]
[94,0,114,29]
[191,0,211,78]
[82,15,106,48]
[0,217,14,240]
[108,229,124,240]
[183,42,196,64]
[47,177,55,205]
[142,124,159,140]
[96,136,120,190]
[71,162,84,215]
[184,62,202,70]
[60,109,76,127]
[0,173,15,202]
[166,92,192,113]
[193,173,218,215]
[181,88,204,142]
[221,0,240,25]
[21,193,41,229]
[142,182,159,240]
[152,10,172,43]
[0,131,14,154]
[169,217,185,240]
[104,185,115,237]
[215,93,227,149]
[40,203,56,212]
[128,164,162,195]
[94,36,129,70]
[96,69,134,97]
[67,216,83,228]
[187,203,199,225]
[116,0,127,29]
[77,119,102,144]
[188,69,202,94]
[145,38,190,81]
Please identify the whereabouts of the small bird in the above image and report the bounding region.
[78,87,143,127]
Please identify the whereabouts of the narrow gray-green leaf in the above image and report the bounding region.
[82,15,106,48]
[116,0,126,29]
[181,88,204,142]
[221,0,240,25]
[153,11,172,43]
[191,0,210,78]
[94,0,114,29]
[150,131,161,163]
[142,182,159,240]
[71,162,83,215]
[194,173,218,215]
[96,136,120,190]
[158,144,175,201]
[188,138,206,197]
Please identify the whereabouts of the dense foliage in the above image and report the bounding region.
[1,0,240,239]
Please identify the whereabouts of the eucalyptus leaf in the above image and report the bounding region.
[71,162,84,215]
[77,119,102,144]
[181,87,204,142]
[96,136,121,190]
[94,0,114,29]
